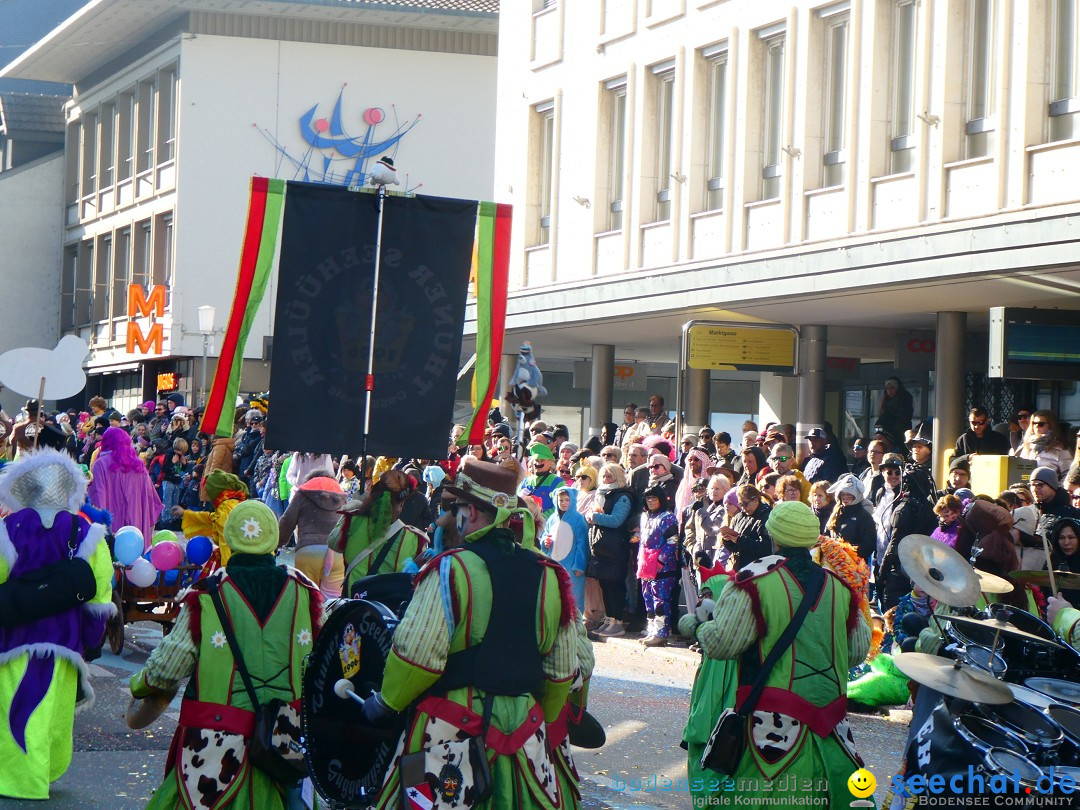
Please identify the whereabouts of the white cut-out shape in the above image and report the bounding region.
[0,336,89,399]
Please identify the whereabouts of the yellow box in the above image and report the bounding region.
[968,454,1037,495]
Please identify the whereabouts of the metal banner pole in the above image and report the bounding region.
[359,185,387,492]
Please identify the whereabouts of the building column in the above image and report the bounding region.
[933,312,967,483]
[797,325,827,444]
[589,344,615,438]
[683,368,710,434]
[758,374,799,434]
[499,352,519,423]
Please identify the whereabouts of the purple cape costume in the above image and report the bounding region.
[87,450,163,547]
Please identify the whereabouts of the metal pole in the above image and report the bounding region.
[200,334,209,407]
[933,312,966,483]
[359,185,387,493]
[589,344,615,440]
[797,324,827,445]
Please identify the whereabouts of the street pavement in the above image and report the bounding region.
[0,621,911,809]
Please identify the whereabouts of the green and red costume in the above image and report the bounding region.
[693,552,872,806]
[133,558,321,810]
[373,528,584,810]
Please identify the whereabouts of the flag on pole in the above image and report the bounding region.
[200,177,285,438]
[458,201,512,447]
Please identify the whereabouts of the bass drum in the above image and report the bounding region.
[302,599,404,808]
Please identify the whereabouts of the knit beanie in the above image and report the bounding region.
[1031,466,1060,489]
[223,500,278,555]
[765,501,822,548]
[203,470,248,502]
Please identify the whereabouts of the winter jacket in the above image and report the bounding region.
[200,436,235,500]
[277,479,348,550]
[587,487,634,581]
[724,502,774,570]
[830,503,876,563]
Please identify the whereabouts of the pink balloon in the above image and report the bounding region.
[150,541,185,572]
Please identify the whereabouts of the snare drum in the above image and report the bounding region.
[977,699,1065,765]
[1047,704,1080,766]
[983,748,1044,788]
[964,645,1007,678]
[954,713,1030,757]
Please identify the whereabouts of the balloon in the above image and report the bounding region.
[163,570,179,586]
[114,527,145,566]
[151,530,176,547]
[150,541,184,572]
[186,536,214,567]
[126,557,158,588]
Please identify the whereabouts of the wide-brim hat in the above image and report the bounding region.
[444,457,521,512]
[907,421,933,448]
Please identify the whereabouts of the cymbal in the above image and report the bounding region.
[1012,570,1080,590]
[975,569,1015,594]
[893,653,1014,704]
[938,613,1065,649]
[899,534,981,607]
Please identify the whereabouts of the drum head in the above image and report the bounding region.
[980,700,1064,748]
[965,645,1007,678]
[302,599,403,808]
[1047,704,1080,742]
[955,714,1029,756]
[1025,678,1080,706]
[986,748,1043,783]
[1010,683,1056,711]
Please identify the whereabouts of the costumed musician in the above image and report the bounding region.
[359,457,591,809]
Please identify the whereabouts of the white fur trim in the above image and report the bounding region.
[82,600,118,619]
[74,522,106,562]
[0,518,16,572]
[0,448,88,513]
[0,642,95,711]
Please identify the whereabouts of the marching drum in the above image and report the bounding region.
[976,699,1065,766]
[950,605,1079,682]
[953,713,1031,759]
[962,645,1007,679]
[1046,704,1080,766]
[302,598,404,808]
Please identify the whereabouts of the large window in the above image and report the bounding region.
[94,236,111,325]
[534,100,555,245]
[704,45,728,211]
[75,241,93,328]
[61,247,77,331]
[652,62,675,221]
[822,13,849,187]
[606,78,628,230]
[966,0,997,158]
[112,228,131,320]
[1052,0,1080,141]
[761,33,786,200]
[890,0,918,172]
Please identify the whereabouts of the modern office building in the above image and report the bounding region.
[485,0,1080,461]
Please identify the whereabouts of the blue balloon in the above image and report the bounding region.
[114,527,145,566]
[186,535,214,567]
[163,569,180,586]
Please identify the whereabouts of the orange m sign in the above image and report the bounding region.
[127,284,166,354]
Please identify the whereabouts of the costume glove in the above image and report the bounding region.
[362,691,396,722]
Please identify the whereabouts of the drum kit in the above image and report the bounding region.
[896,535,1080,795]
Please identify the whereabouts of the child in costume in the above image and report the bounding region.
[638,484,680,647]
[0,449,115,800]
[171,470,248,568]
[540,488,589,613]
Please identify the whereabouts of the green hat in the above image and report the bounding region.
[204,470,248,502]
[765,501,822,549]
[223,500,278,555]
[527,443,555,461]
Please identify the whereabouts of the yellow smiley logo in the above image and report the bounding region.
[847,768,876,798]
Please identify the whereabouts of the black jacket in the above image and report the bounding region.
[724,502,774,570]
[830,503,876,562]
[954,429,1011,458]
[1037,489,1080,542]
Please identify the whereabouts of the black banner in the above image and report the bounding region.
[267,182,476,459]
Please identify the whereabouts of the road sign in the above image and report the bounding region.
[686,324,797,372]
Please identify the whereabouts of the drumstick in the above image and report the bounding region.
[1041,534,1058,596]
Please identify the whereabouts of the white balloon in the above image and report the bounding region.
[126,557,158,588]
[550,520,574,562]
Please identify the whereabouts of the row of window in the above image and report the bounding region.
[60,213,174,335]
[65,63,178,221]
[530,0,1080,245]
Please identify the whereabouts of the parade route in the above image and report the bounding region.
[5,620,911,809]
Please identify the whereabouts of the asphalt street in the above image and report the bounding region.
[0,621,911,809]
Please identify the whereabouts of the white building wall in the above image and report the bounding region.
[495,0,1080,296]
[0,153,63,413]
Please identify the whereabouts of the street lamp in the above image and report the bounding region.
[197,305,216,407]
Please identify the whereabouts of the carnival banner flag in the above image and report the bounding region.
[201,177,285,438]
[266,182,476,458]
[457,201,512,448]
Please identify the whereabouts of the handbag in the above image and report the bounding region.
[700,565,825,775]
[209,580,308,785]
